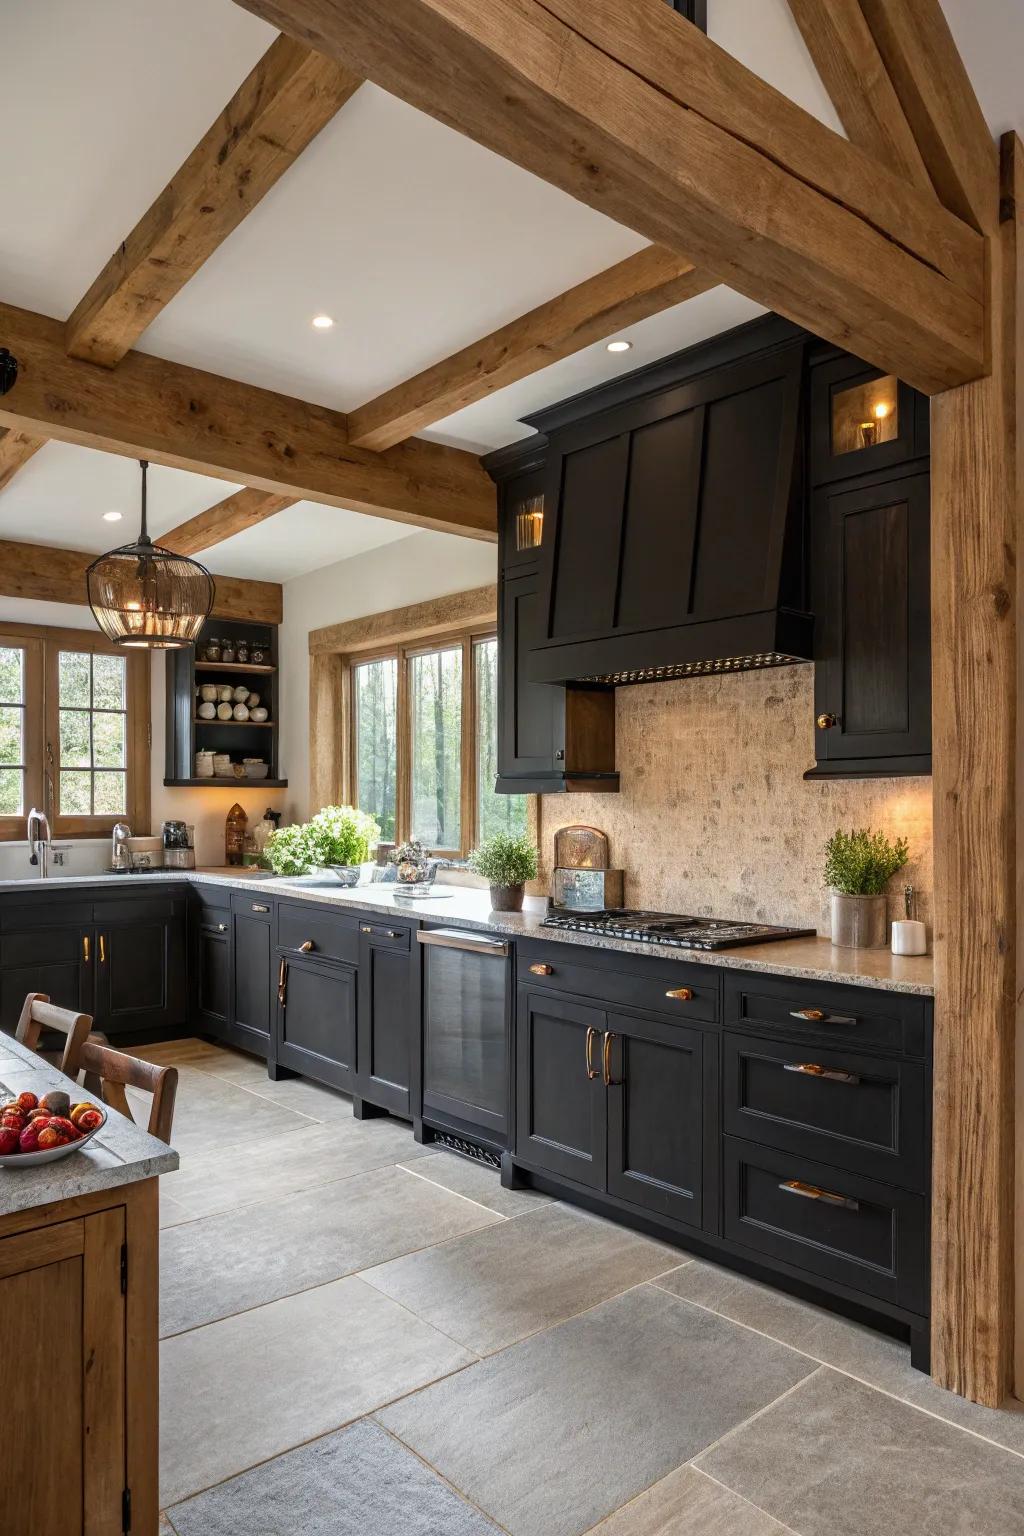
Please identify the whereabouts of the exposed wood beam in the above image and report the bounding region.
[66,36,362,366]
[309,582,497,653]
[930,131,1020,1408]
[786,0,932,190]
[0,304,496,540]
[0,537,283,624]
[348,248,716,450]
[160,488,296,556]
[0,428,45,492]
[859,0,998,234]
[233,0,987,395]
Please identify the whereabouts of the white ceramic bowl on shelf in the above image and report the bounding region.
[197,701,216,720]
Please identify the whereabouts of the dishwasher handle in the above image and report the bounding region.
[417,928,509,957]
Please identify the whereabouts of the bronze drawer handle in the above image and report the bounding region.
[299,939,314,953]
[602,1031,621,1088]
[98,933,106,965]
[585,1026,600,1080]
[277,957,287,1007]
[783,1062,860,1085]
[665,986,694,1002]
[779,1179,859,1211]
[530,962,554,976]
[82,934,90,963]
[789,1008,857,1026]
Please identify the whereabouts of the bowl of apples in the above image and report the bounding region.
[0,1091,107,1167]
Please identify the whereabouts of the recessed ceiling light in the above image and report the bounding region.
[102,510,122,522]
[606,339,632,353]
[311,314,335,330]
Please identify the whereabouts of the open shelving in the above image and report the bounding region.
[164,617,287,789]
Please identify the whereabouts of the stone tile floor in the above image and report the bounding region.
[144,1039,1024,1536]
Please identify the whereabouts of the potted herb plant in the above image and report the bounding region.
[468,832,539,913]
[265,805,380,883]
[824,827,909,949]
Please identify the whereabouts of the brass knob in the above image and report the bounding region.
[816,713,838,730]
[529,963,554,976]
[299,939,314,953]
[386,930,400,940]
[664,986,694,1001]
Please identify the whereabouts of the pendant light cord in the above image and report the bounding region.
[139,459,150,544]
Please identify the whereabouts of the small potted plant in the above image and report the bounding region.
[469,832,539,913]
[824,827,909,949]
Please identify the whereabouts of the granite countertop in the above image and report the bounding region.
[0,1034,178,1219]
[0,868,934,996]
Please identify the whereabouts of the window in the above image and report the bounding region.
[348,628,527,857]
[0,623,149,841]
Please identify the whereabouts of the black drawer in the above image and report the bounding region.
[723,1033,927,1191]
[517,944,718,1023]
[1,926,84,968]
[356,918,412,951]
[194,884,233,915]
[278,902,359,965]
[232,891,274,920]
[723,1136,927,1313]
[196,906,230,938]
[725,972,927,1057]
[0,898,92,931]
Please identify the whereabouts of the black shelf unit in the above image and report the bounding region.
[164,617,287,788]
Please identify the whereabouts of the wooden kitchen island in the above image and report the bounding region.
[0,1034,177,1535]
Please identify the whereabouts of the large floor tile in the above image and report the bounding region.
[584,1466,789,1535]
[227,1074,359,1122]
[656,1259,1024,1456]
[129,1064,312,1157]
[160,1275,475,1506]
[379,1284,814,1536]
[160,1163,502,1335]
[161,1117,430,1223]
[699,1367,1024,1536]
[399,1149,554,1217]
[168,1417,501,1535]
[363,1204,680,1354]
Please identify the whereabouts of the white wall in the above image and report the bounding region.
[278,529,498,823]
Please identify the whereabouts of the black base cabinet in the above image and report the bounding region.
[278,954,356,1092]
[356,919,418,1117]
[225,893,275,1058]
[516,990,607,1189]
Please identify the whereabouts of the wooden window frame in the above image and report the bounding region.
[0,621,150,843]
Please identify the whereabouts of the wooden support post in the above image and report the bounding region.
[930,132,1020,1407]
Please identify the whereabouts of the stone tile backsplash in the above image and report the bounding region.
[539,664,933,938]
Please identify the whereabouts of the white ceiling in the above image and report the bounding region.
[0,0,1019,581]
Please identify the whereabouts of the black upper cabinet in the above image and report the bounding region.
[810,354,928,487]
[808,467,931,777]
[665,0,707,27]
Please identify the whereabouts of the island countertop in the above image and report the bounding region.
[0,1033,178,1219]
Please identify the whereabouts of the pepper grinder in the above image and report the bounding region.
[891,884,927,956]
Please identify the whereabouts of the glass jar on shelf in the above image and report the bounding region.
[221,638,236,663]
[204,637,221,662]
[236,638,250,664]
[251,640,267,665]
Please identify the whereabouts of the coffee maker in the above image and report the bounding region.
[162,820,195,870]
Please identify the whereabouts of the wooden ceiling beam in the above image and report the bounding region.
[858,0,998,234]
[66,35,362,367]
[0,303,496,540]
[0,537,283,624]
[786,0,933,191]
[0,428,46,492]
[348,247,716,450]
[160,488,297,556]
[232,0,987,396]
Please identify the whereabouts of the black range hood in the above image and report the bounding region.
[522,316,814,687]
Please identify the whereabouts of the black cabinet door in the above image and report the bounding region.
[231,909,273,1048]
[278,956,356,1092]
[497,567,562,786]
[515,989,606,1189]
[356,929,417,1116]
[605,1011,705,1228]
[811,469,931,774]
[0,925,90,1035]
[193,909,230,1035]
[93,902,187,1035]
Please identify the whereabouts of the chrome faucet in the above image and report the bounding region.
[27,808,51,879]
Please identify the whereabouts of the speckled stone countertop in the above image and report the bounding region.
[0,1034,178,1219]
[0,868,931,995]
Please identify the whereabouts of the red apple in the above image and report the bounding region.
[75,1109,104,1134]
[18,1125,41,1153]
[0,1126,20,1155]
[16,1092,38,1113]
[36,1127,66,1149]
[44,1116,78,1139]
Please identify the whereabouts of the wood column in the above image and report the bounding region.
[930,131,1021,1406]
[308,652,346,816]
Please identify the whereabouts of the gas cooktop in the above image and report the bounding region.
[540,908,815,951]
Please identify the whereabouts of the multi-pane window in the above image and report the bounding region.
[348,629,527,857]
[0,623,148,841]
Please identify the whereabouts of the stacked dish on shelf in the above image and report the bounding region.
[196,682,269,722]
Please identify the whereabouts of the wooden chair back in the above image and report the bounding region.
[15,992,94,1077]
[62,1038,178,1145]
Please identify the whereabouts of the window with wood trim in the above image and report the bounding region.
[0,623,150,842]
[348,628,527,857]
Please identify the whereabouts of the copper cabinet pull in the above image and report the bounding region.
[602,1031,621,1088]
[789,1008,857,1026]
[816,712,839,730]
[585,1026,600,1080]
[82,934,90,964]
[665,986,694,1002]
[779,1179,859,1211]
[783,1062,860,1085]
[299,939,314,953]
[277,957,287,1007]
[98,933,106,965]
[530,963,554,976]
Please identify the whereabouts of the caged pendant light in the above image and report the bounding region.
[86,460,215,649]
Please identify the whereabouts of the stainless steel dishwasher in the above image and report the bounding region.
[417,927,511,1155]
